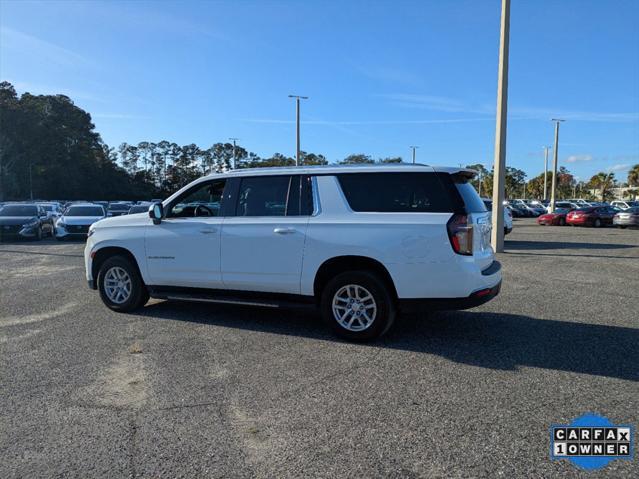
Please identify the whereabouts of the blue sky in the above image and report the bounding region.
[1,0,638,182]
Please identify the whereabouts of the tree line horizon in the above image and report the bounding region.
[1,81,637,201]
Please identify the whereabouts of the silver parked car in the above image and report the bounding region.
[55,204,106,240]
[613,206,639,228]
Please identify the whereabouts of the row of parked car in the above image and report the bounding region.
[0,200,156,241]
[503,198,639,228]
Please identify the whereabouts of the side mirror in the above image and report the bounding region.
[149,202,163,224]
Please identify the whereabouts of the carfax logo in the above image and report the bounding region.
[550,413,634,470]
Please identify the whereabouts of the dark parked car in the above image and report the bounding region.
[107,202,132,217]
[127,204,151,215]
[0,204,53,241]
[566,206,616,227]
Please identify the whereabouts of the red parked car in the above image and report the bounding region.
[537,207,571,226]
[566,206,616,227]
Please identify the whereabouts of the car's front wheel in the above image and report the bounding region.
[320,271,396,341]
[97,255,149,312]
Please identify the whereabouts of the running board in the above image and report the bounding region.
[165,295,279,308]
[148,286,316,310]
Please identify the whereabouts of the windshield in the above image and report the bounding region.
[128,206,148,214]
[109,203,130,211]
[0,205,38,216]
[554,208,571,214]
[66,206,104,216]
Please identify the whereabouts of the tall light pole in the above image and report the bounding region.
[229,137,239,170]
[410,146,419,164]
[543,146,551,201]
[490,0,510,253]
[549,119,565,212]
[288,95,308,166]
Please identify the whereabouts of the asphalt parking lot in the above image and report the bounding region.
[1,219,638,478]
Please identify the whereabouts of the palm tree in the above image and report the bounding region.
[628,164,639,187]
[588,172,615,201]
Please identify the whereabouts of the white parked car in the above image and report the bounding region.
[482,198,513,234]
[611,200,639,210]
[37,202,62,220]
[56,204,106,240]
[84,165,502,340]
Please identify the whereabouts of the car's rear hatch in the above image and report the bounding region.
[449,171,494,271]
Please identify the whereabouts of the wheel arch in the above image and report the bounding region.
[313,255,398,301]
[91,246,144,290]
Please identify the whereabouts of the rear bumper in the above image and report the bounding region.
[399,280,501,313]
[613,217,639,226]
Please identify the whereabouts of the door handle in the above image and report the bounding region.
[273,227,295,235]
[200,228,217,234]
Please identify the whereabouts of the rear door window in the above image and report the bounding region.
[336,173,453,212]
[236,176,291,217]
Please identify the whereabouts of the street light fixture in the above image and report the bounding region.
[409,146,419,164]
[549,119,565,213]
[288,95,308,166]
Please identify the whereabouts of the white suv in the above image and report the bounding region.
[85,165,501,340]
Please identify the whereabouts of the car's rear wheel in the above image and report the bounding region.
[558,217,565,226]
[320,271,396,341]
[594,218,602,228]
[97,255,149,312]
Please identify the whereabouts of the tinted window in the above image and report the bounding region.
[453,179,486,213]
[236,176,291,216]
[0,205,39,216]
[109,203,131,211]
[66,206,105,216]
[337,173,453,213]
[128,206,149,214]
[169,180,226,218]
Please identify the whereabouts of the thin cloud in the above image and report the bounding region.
[9,80,104,103]
[566,154,593,163]
[608,164,631,172]
[356,66,421,86]
[510,106,639,123]
[92,113,150,120]
[0,27,95,68]
[90,1,223,38]
[241,117,495,126]
[380,93,639,123]
[379,93,480,113]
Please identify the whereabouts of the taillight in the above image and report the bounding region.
[447,214,473,255]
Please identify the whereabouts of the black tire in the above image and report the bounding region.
[34,227,42,241]
[320,270,396,341]
[97,255,149,312]
[558,217,565,226]
[55,235,64,241]
[594,218,602,228]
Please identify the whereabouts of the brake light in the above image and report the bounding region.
[447,214,473,255]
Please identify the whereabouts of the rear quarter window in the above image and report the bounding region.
[452,178,487,213]
[336,172,453,213]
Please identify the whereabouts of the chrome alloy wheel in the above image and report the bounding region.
[104,266,132,304]
[331,284,377,332]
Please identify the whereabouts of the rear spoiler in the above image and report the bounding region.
[450,169,477,182]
